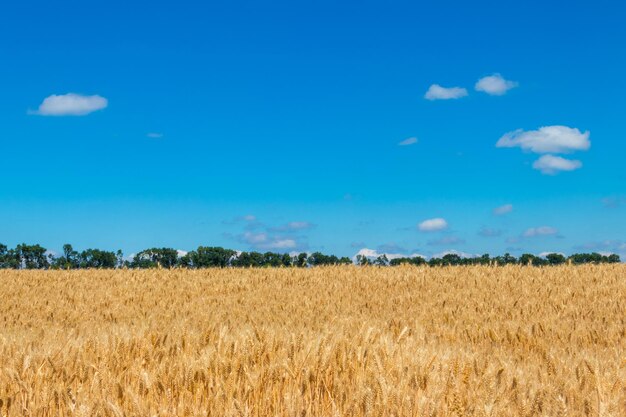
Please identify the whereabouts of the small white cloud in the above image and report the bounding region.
[147,132,164,138]
[176,249,188,257]
[496,125,590,154]
[493,204,513,215]
[418,218,448,232]
[533,154,582,175]
[30,93,108,116]
[475,73,518,95]
[523,226,558,238]
[243,215,256,222]
[398,137,418,146]
[424,84,468,100]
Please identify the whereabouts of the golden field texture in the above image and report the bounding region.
[0,266,625,417]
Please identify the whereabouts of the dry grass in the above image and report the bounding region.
[0,265,625,416]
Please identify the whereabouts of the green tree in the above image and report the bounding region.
[14,244,49,269]
[545,253,566,265]
[132,248,179,268]
[79,249,117,268]
[186,246,236,268]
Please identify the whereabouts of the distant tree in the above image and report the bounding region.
[50,243,79,269]
[262,252,283,267]
[186,246,236,268]
[494,253,517,265]
[441,254,463,266]
[79,249,117,268]
[294,252,308,267]
[373,254,389,266]
[356,254,370,266]
[390,256,426,266]
[14,244,49,269]
[607,254,620,263]
[308,252,342,266]
[281,253,293,267]
[238,251,265,267]
[338,256,353,265]
[0,244,9,269]
[477,254,491,265]
[132,248,179,268]
[545,253,566,265]
[116,250,125,268]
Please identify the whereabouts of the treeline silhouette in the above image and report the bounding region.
[0,243,620,269]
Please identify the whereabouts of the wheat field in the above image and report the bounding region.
[0,266,624,416]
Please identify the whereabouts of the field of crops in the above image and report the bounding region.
[0,265,624,416]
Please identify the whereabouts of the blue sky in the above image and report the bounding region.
[1,0,625,258]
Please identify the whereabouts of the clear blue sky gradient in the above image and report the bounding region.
[1,0,625,257]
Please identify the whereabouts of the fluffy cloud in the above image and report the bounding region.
[532,155,582,175]
[398,137,418,146]
[240,232,297,250]
[30,93,108,116]
[418,218,448,232]
[493,204,513,215]
[475,73,518,95]
[523,226,558,238]
[496,126,590,154]
[424,84,468,100]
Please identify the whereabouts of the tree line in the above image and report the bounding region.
[0,243,620,269]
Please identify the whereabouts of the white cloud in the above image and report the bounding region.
[424,84,468,100]
[176,249,188,257]
[398,137,418,146]
[475,73,518,95]
[533,154,582,175]
[30,93,108,116]
[496,126,590,154]
[523,226,558,238]
[147,133,164,138]
[493,204,513,215]
[418,218,448,232]
[243,215,256,222]
[241,232,297,250]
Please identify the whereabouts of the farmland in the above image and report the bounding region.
[0,265,624,416]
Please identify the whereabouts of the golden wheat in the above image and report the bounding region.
[0,265,624,416]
